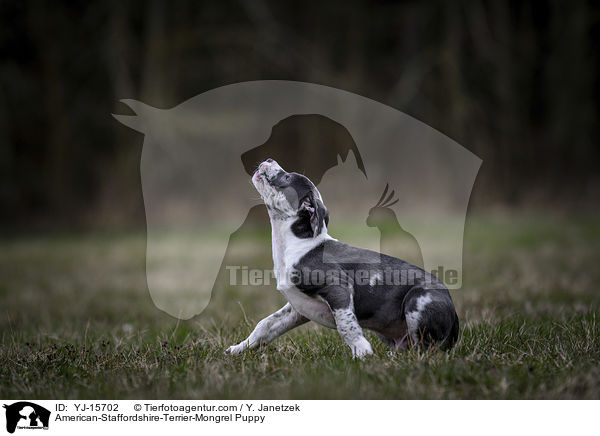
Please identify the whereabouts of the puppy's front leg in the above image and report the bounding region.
[225,303,308,354]
[319,286,373,359]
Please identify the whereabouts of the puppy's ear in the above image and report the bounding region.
[300,195,329,237]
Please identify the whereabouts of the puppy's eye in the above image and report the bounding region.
[272,172,291,186]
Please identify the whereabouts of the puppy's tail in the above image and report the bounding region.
[440,312,459,351]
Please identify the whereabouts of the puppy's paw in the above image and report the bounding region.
[224,343,246,355]
[351,337,374,359]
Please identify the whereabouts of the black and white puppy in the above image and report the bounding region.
[225,159,459,358]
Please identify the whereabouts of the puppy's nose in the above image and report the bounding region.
[265,158,273,163]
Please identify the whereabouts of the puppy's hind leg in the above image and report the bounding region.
[225,303,308,354]
[376,333,410,353]
[404,288,459,350]
[375,333,395,348]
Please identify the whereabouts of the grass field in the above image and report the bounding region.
[1,213,599,399]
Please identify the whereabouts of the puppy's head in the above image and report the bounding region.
[252,159,329,238]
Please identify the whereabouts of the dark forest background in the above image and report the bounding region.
[1,0,598,231]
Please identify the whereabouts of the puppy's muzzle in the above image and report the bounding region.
[254,158,283,183]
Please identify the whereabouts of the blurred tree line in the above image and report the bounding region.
[0,0,598,230]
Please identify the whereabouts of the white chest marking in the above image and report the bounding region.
[269,216,334,288]
[268,216,337,328]
[279,287,336,329]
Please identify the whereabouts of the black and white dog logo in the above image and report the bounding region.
[3,402,50,433]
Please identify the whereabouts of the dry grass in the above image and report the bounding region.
[1,213,599,399]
